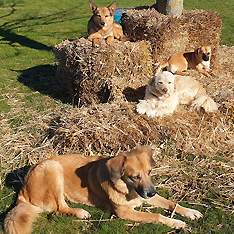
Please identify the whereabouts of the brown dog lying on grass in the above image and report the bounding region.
[155,45,214,77]
[4,146,202,234]
[88,1,128,44]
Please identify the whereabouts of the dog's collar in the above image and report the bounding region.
[150,91,163,99]
[150,91,158,98]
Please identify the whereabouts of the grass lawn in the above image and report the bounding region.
[0,0,234,233]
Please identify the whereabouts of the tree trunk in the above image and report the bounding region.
[156,0,183,16]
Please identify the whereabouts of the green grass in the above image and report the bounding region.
[0,0,234,233]
[1,179,234,234]
[183,0,234,46]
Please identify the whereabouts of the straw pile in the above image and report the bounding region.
[0,95,58,183]
[53,38,153,106]
[121,8,222,67]
[44,101,233,157]
[47,43,234,156]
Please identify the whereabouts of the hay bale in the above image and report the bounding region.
[121,8,222,67]
[50,9,233,158]
[53,9,221,104]
[44,101,233,157]
[53,38,153,106]
[48,45,234,156]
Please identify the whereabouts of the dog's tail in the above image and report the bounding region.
[155,60,169,74]
[191,95,218,112]
[4,202,43,234]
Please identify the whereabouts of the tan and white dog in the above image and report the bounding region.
[137,71,218,117]
[155,46,214,77]
[88,1,128,44]
[4,146,202,234]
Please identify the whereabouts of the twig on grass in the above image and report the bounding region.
[170,203,178,218]
[0,191,16,201]
[72,218,114,222]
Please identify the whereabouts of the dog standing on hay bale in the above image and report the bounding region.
[155,45,214,77]
[4,146,203,233]
[137,71,218,117]
[88,1,128,44]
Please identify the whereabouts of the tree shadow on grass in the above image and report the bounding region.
[16,65,72,104]
[0,3,89,51]
[0,28,52,51]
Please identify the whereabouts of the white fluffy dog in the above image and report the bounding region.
[137,71,218,117]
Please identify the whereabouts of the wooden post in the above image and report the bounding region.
[156,0,183,15]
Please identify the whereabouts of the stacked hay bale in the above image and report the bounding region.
[54,9,222,105]
[54,38,153,106]
[51,8,234,158]
[121,8,222,69]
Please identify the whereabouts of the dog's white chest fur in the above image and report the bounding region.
[137,92,179,117]
[201,60,210,69]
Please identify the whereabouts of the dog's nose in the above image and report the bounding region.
[202,54,210,61]
[100,22,106,27]
[162,88,168,93]
[147,187,156,198]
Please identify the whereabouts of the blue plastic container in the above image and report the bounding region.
[114,8,131,23]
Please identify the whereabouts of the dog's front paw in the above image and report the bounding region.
[81,210,91,220]
[74,208,91,219]
[137,100,149,114]
[146,109,157,117]
[185,208,203,220]
[169,218,187,229]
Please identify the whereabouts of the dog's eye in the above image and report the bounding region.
[168,82,172,84]
[207,52,210,55]
[157,82,163,85]
[105,15,109,18]
[148,170,152,175]
[130,175,141,180]
[96,14,101,17]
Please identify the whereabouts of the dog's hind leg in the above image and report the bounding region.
[155,61,169,74]
[32,160,91,219]
[191,85,218,112]
[56,198,91,219]
[176,70,187,76]
[54,183,91,219]
[50,166,91,219]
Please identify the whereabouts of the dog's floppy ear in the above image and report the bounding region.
[148,76,156,86]
[139,145,156,167]
[108,1,117,15]
[106,154,127,183]
[89,1,97,13]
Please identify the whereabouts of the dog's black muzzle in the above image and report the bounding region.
[100,22,106,27]
[202,53,210,61]
[136,185,156,199]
